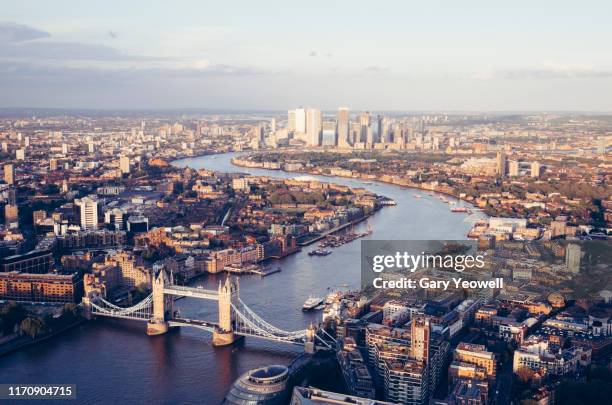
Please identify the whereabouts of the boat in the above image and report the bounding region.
[308,249,332,256]
[302,296,324,311]
[363,181,373,185]
[413,194,422,198]
[451,207,469,213]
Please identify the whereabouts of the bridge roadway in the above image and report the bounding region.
[163,285,219,300]
[168,318,218,333]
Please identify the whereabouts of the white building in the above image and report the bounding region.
[76,196,98,230]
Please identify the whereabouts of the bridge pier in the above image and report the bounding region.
[146,321,169,336]
[212,329,239,346]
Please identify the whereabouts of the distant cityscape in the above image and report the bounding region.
[0,109,611,405]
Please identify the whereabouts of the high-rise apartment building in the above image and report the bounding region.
[496,151,507,177]
[4,164,14,185]
[509,160,520,177]
[411,317,430,365]
[119,156,130,174]
[76,196,98,230]
[4,204,19,229]
[530,161,541,178]
[565,243,581,273]
[384,360,429,405]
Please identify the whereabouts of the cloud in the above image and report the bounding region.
[364,65,388,72]
[0,22,49,43]
[474,66,612,80]
[0,22,265,77]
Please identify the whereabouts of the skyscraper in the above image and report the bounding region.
[4,164,14,185]
[337,107,350,148]
[496,151,507,177]
[76,196,98,230]
[359,111,371,144]
[306,108,321,146]
[287,110,296,132]
[322,121,337,146]
[295,108,306,134]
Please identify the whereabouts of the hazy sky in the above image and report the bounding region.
[2,1,612,111]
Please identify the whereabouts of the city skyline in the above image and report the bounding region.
[2,1,612,111]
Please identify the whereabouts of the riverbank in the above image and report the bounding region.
[0,318,86,358]
[298,212,374,246]
[230,154,485,220]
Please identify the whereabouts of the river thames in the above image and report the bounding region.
[0,152,483,404]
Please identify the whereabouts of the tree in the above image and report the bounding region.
[62,303,79,318]
[20,317,46,339]
[0,301,27,335]
[516,366,535,382]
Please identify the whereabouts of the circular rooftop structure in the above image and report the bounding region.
[223,365,290,405]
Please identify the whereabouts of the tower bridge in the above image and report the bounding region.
[83,269,334,351]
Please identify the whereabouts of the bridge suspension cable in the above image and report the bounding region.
[90,294,154,320]
[234,298,306,337]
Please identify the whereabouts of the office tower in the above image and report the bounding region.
[565,243,581,273]
[4,164,14,185]
[287,110,296,132]
[105,208,124,230]
[62,143,69,155]
[337,107,350,147]
[375,115,384,144]
[496,151,507,177]
[509,161,519,176]
[411,317,430,365]
[350,122,361,145]
[16,149,25,160]
[1,142,7,152]
[88,142,95,154]
[119,156,130,174]
[321,121,337,146]
[393,127,404,148]
[49,159,57,171]
[530,161,541,178]
[306,108,321,146]
[24,137,30,147]
[359,111,370,143]
[295,108,306,133]
[270,118,276,133]
[76,196,98,230]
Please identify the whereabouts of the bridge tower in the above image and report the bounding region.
[213,276,240,346]
[146,268,173,335]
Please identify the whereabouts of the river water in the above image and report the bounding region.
[0,152,482,404]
